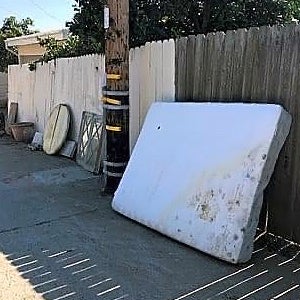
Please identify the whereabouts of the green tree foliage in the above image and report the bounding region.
[288,0,300,20]
[67,0,105,54]
[41,0,300,60]
[39,36,81,62]
[130,0,300,46]
[0,16,36,72]
[39,0,105,62]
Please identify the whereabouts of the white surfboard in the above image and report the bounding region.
[43,104,70,155]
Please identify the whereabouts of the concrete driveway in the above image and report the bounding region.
[0,136,299,300]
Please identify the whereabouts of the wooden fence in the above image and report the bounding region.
[8,54,105,140]
[8,43,175,150]
[8,25,300,243]
[129,39,175,151]
[175,24,300,243]
[0,72,8,108]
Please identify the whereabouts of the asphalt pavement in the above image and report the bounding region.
[0,136,299,300]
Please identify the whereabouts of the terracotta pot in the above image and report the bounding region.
[10,122,35,143]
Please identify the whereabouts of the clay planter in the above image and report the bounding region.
[11,122,35,143]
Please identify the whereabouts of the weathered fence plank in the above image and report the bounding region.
[192,34,205,99]
[185,35,196,101]
[0,72,8,108]
[231,29,246,100]
[129,47,141,152]
[154,41,163,102]
[139,43,151,131]
[149,42,157,107]
[176,37,188,101]
[129,39,175,152]
[211,32,225,100]
[162,39,175,102]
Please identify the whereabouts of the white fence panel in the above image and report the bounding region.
[129,39,176,152]
[8,43,174,151]
[0,72,8,108]
[8,54,105,141]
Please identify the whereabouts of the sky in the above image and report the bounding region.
[0,0,75,31]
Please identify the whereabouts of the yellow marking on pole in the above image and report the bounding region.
[106,125,122,132]
[102,97,121,105]
[106,74,121,80]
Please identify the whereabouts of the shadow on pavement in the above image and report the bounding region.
[0,137,300,299]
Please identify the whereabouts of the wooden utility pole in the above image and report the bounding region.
[102,0,130,192]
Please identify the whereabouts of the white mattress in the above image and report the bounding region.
[112,102,291,263]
